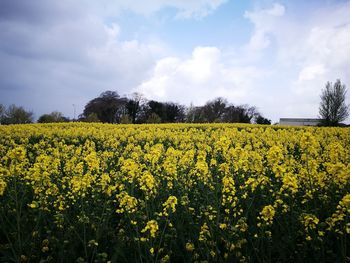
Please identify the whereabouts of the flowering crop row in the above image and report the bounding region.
[0,123,349,262]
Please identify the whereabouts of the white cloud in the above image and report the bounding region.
[136,46,265,105]
[244,3,285,51]
[86,23,166,84]
[286,4,350,116]
[134,1,350,123]
[298,64,326,81]
[239,1,350,122]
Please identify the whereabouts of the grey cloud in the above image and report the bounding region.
[0,0,83,25]
[0,1,161,119]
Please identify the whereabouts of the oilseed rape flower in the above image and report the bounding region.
[162,195,178,216]
[260,205,276,224]
[116,191,138,214]
[0,178,6,196]
[281,173,299,194]
[301,214,319,230]
[301,214,320,241]
[138,171,157,198]
[0,123,349,262]
[199,223,211,242]
[342,194,350,212]
[219,223,227,230]
[160,254,170,263]
[185,242,195,252]
[141,220,159,238]
[327,194,350,234]
[222,174,236,207]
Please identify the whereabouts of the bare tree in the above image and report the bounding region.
[125,92,146,123]
[319,80,349,126]
[0,104,5,124]
[2,104,33,124]
[185,104,204,123]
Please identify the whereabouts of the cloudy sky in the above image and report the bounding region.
[1,0,350,123]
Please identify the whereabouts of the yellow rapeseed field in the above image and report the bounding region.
[0,123,349,262]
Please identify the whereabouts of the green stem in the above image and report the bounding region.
[89,197,108,263]
[0,212,18,262]
[154,217,168,263]
[14,176,22,258]
[127,213,143,263]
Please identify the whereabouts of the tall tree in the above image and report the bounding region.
[0,104,5,124]
[164,102,185,122]
[222,104,259,123]
[140,100,186,123]
[319,80,349,126]
[185,104,204,123]
[202,97,227,122]
[125,92,145,123]
[222,105,240,123]
[2,104,33,124]
[83,91,127,123]
[147,100,165,121]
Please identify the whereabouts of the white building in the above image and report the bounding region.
[279,118,321,126]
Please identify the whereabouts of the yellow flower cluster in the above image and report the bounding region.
[302,214,319,230]
[0,178,6,196]
[0,123,349,262]
[198,223,211,242]
[260,205,276,224]
[162,195,178,216]
[116,191,138,214]
[327,194,350,234]
[138,171,157,199]
[141,220,159,238]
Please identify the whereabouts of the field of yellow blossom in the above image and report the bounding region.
[0,123,349,262]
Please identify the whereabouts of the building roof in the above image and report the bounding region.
[279,118,321,122]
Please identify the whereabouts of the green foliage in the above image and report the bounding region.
[37,111,67,123]
[202,97,227,122]
[256,115,271,125]
[185,98,260,124]
[125,92,144,123]
[120,115,132,124]
[146,112,161,123]
[82,113,101,123]
[1,104,33,124]
[143,101,185,123]
[82,91,127,123]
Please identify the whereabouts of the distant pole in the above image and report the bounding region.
[73,104,76,121]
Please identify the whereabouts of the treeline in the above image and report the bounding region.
[0,104,34,124]
[0,104,70,124]
[79,91,271,124]
[0,91,271,125]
